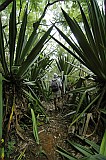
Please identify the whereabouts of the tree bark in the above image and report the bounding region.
[0,0,14,12]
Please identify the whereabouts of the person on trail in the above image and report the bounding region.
[50,73,62,110]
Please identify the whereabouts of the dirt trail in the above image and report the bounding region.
[38,110,69,160]
[9,101,70,160]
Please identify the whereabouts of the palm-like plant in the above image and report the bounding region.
[54,0,106,82]
[0,0,53,103]
[30,54,53,81]
[53,0,106,148]
[1,0,52,81]
[56,52,76,93]
[0,0,53,154]
[53,0,106,159]
[56,53,75,75]
[29,54,53,100]
[53,0,106,112]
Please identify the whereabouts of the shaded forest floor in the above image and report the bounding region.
[7,100,71,160]
[6,99,102,160]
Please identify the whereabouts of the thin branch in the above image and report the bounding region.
[33,0,64,28]
[48,0,64,6]
[40,0,64,21]
[0,0,14,12]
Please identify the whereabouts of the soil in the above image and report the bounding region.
[6,100,71,160]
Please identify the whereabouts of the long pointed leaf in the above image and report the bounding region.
[15,4,28,65]
[31,108,39,144]
[0,73,2,142]
[88,0,106,69]
[20,30,38,64]
[52,35,86,66]
[80,154,106,160]
[17,26,53,77]
[100,130,106,156]
[23,87,46,115]
[0,73,3,159]
[70,94,100,126]
[78,1,97,53]
[9,0,17,71]
[61,9,102,73]
[56,146,76,160]
[0,16,9,75]
[55,0,106,81]
[76,135,100,153]
[67,140,94,157]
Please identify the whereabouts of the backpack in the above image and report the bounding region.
[51,79,59,92]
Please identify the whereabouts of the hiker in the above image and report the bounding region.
[50,73,62,110]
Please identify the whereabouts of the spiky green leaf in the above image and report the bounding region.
[9,0,17,71]
[17,26,53,77]
[0,16,9,75]
[100,130,106,156]
[15,4,28,65]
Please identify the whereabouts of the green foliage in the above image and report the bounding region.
[0,0,53,78]
[54,0,106,82]
[100,130,106,156]
[0,0,53,95]
[23,88,46,115]
[31,108,39,144]
[52,0,106,133]
[56,53,76,75]
[6,140,16,158]
[69,0,88,22]
[30,54,53,81]
[0,73,3,159]
[0,1,53,158]
[0,73,2,141]
[70,93,100,126]
[56,132,106,159]
[56,146,76,160]
[37,79,52,102]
